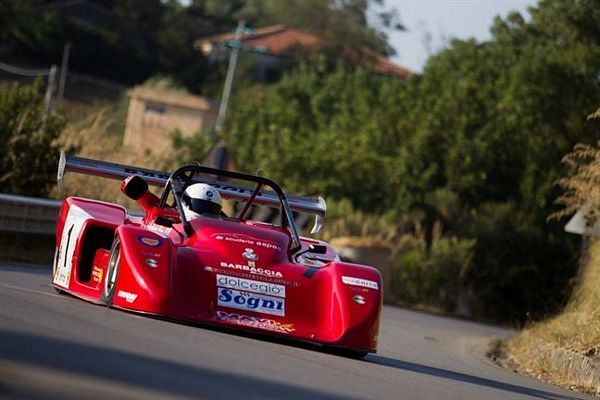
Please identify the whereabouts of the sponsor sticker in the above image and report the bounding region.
[117,290,138,303]
[215,310,294,333]
[137,236,163,247]
[217,288,285,316]
[204,266,300,287]
[217,274,285,297]
[92,266,103,283]
[213,234,282,251]
[145,258,158,268]
[353,295,366,305]
[342,276,379,290]
[219,261,283,278]
[53,205,92,289]
[242,248,258,261]
[148,222,172,235]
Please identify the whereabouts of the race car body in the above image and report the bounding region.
[52,154,382,357]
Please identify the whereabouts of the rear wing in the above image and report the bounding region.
[57,153,326,232]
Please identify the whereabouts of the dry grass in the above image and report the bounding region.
[50,109,182,207]
[507,239,600,395]
[551,108,600,222]
[509,240,600,352]
[507,113,600,395]
[552,141,600,222]
[2,109,174,263]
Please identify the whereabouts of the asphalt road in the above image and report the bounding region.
[0,262,591,400]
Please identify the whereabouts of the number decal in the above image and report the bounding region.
[63,224,74,268]
[53,205,91,289]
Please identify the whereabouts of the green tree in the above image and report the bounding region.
[0,80,66,197]
[234,0,394,55]
[402,0,600,320]
[220,0,600,322]
[224,59,419,212]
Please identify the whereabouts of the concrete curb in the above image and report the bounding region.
[534,343,600,395]
[488,338,600,396]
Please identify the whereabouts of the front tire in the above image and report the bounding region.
[101,238,121,306]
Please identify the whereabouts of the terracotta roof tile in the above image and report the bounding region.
[197,24,414,78]
[200,25,320,56]
[362,48,414,78]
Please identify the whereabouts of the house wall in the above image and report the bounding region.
[124,90,217,152]
[254,53,285,83]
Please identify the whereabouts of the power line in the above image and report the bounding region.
[0,60,57,121]
[0,61,52,77]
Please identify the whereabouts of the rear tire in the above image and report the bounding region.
[101,238,121,306]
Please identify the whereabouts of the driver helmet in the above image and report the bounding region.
[182,183,222,219]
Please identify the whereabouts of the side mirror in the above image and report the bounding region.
[307,244,327,254]
[155,215,174,228]
[121,175,148,200]
[295,244,327,262]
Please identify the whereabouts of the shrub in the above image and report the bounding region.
[390,223,475,313]
[0,80,66,197]
[552,126,600,223]
[318,198,410,243]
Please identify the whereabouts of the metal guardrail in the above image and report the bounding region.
[2,190,591,239]
[0,194,61,235]
[0,193,312,236]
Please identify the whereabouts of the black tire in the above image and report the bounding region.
[101,238,121,306]
[327,347,368,359]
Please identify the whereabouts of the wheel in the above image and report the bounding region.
[101,238,121,306]
[52,247,64,294]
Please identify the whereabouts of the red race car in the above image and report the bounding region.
[52,153,382,357]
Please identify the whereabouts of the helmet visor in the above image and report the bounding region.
[182,193,222,215]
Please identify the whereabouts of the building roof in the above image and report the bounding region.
[197,25,320,56]
[196,24,413,78]
[357,48,414,78]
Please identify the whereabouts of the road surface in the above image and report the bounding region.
[0,262,591,399]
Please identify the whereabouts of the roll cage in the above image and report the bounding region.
[159,164,303,253]
[57,152,327,254]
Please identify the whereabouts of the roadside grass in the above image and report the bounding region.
[0,107,175,264]
[51,109,181,208]
[507,239,600,395]
[506,132,600,396]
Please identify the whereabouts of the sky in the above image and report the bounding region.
[378,0,539,73]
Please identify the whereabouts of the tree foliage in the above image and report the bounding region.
[0,80,66,196]
[225,59,418,211]
[3,0,599,322]
[219,0,600,322]
[3,0,397,92]
[233,0,395,55]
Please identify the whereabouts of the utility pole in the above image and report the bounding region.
[57,42,71,104]
[215,20,245,133]
[43,64,57,122]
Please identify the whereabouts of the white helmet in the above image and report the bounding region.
[182,183,222,219]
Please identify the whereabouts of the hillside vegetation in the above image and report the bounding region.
[1,0,599,325]
[506,115,600,394]
[214,0,600,322]
[508,238,600,394]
